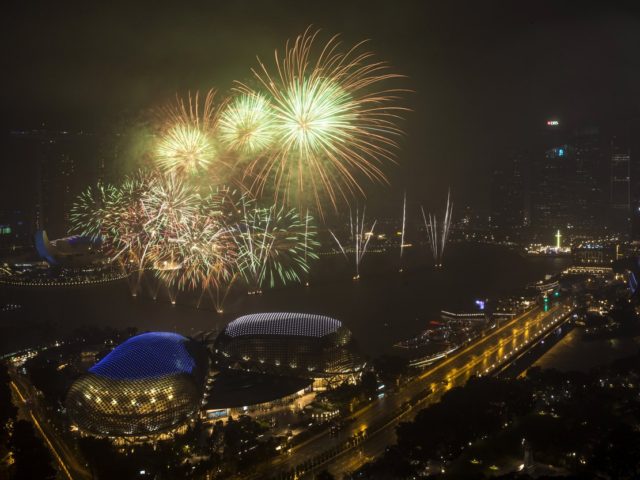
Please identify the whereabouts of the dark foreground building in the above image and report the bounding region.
[215,312,364,389]
[66,332,208,441]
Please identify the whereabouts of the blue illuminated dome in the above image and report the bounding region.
[90,332,196,380]
[66,332,208,438]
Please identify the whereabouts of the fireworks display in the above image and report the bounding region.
[219,93,275,154]
[69,181,120,241]
[238,28,405,212]
[70,173,153,273]
[68,28,406,309]
[155,90,219,176]
[156,124,216,175]
[421,190,454,268]
[234,202,319,292]
[149,29,405,215]
[71,172,319,309]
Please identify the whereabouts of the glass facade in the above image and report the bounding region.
[215,313,364,378]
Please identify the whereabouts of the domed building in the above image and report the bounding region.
[66,332,208,440]
[215,313,364,389]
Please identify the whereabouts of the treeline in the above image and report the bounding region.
[355,349,640,479]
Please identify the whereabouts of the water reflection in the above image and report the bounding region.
[1,243,571,356]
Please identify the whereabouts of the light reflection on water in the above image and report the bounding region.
[1,243,572,356]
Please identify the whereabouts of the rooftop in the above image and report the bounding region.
[205,371,311,409]
[90,332,196,380]
[224,312,342,338]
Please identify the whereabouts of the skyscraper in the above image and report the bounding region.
[2,129,126,241]
[490,151,527,235]
[573,127,606,232]
[530,143,574,232]
[609,139,631,234]
[529,122,607,235]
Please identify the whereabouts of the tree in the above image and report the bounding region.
[222,415,276,468]
[396,376,532,462]
[373,355,409,386]
[361,371,378,397]
[78,436,186,479]
[356,445,414,479]
[591,424,640,478]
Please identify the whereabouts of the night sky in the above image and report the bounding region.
[3,1,640,208]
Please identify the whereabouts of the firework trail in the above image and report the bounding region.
[399,191,407,272]
[238,28,405,214]
[420,207,435,266]
[304,209,310,263]
[330,206,377,280]
[440,190,453,260]
[421,190,453,267]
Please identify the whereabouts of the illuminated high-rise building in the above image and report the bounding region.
[530,143,574,231]
[530,122,607,235]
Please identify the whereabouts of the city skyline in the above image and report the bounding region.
[2,3,640,480]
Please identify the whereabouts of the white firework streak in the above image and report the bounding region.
[440,190,453,261]
[304,209,310,263]
[330,206,377,278]
[421,189,453,266]
[399,191,407,267]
